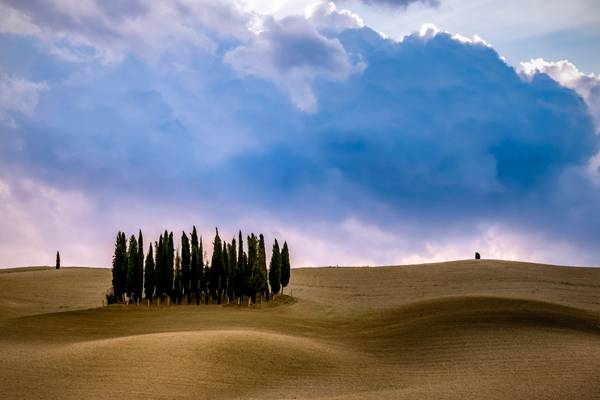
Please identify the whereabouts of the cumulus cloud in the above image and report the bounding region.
[306,2,364,33]
[520,58,600,130]
[1,2,600,267]
[224,14,364,112]
[0,74,47,127]
[226,27,599,264]
[417,23,490,46]
[520,58,600,180]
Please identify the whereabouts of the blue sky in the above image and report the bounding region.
[0,0,599,267]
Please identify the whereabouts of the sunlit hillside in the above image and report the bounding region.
[1,260,600,399]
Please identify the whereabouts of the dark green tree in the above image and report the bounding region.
[192,245,200,305]
[200,236,208,304]
[135,230,144,303]
[226,238,237,302]
[144,243,155,302]
[166,231,175,303]
[269,239,281,296]
[181,232,190,302]
[174,249,182,304]
[155,234,165,301]
[242,251,248,303]
[111,232,121,300]
[55,251,60,269]
[190,227,199,304]
[236,231,244,304]
[118,232,128,300]
[111,232,127,302]
[246,233,258,304]
[210,228,224,304]
[257,234,269,301]
[126,235,138,302]
[222,241,229,303]
[280,241,291,294]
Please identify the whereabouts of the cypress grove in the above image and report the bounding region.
[108,228,291,306]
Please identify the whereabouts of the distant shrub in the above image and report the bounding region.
[475,252,481,260]
[105,288,117,305]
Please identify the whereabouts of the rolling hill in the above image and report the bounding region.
[1,259,600,399]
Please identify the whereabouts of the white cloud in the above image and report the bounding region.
[0,0,253,64]
[416,23,491,47]
[418,22,440,38]
[520,58,600,180]
[520,58,600,129]
[224,14,364,112]
[306,1,364,33]
[0,74,48,127]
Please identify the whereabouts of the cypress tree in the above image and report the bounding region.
[112,232,128,302]
[242,251,248,303]
[269,239,281,296]
[167,231,175,303]
[222,241,229,303]
[135,230,144,303]
[237,231,244,303]
[181,232,190,302]
[210,228,223,304]
[246,234,258,304]
[280,241,291,295]
[111,232,121,300]
[191,245,199,304]
[126,235,138,302]
[258,234,269,301]
[55,251,60,269]
[144,243,155,303]
[119,232,128,299]
[155,235,164,300]
[112,231,121,301]
[227,238,237,302]
[174,249,182,304]
[200,237,208,304]
[190,227,199,304]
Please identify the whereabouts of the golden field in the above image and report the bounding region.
[1,260,600,399]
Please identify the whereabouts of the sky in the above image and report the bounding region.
[0,0,599,268]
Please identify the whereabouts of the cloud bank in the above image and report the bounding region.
[0,1,599,267]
